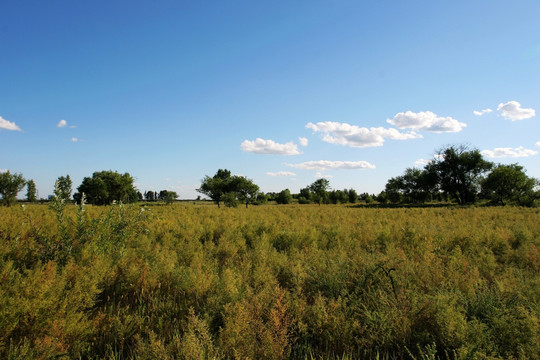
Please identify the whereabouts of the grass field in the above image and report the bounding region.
[1,203,539,359]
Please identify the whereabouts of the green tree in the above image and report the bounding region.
[309,178,330,205]
[0,171,26,206]
[55,175,72,202]
[159,190,178,205]
[482,164,539,206]
[233,176,260,208]
[197,169,233,208]
[73,170,138,205]
[430,145,492,205]
[346,188,358,203]
[276,189,293,204]
[385,167,435,204]
[26,179,37,202]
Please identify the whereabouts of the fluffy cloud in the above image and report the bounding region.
[241,138,301,155]
[315,172,333,179]
[306,121,421,148]
[298,137,309,146]
[414,158,432,167]
[266,171,296,177]
[0,116,22,131]
[286,160,375,171]
[481,146,538,158]
[71,137,79,142]
[497,101,535,121]
[536,141,540,148]
[473,108,493,116]
[57,119,67,128]
[387,111,466,133]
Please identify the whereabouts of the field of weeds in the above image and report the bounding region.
[1,203,539,359]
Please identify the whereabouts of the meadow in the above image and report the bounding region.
[1,202,539,359]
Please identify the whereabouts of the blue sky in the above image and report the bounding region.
[1,0,539,199]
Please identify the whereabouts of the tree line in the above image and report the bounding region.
[1,145,538,207]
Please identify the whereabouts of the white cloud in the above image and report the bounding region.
[473,108,493,116]
[298,137,309,146]
[315,172,333,179]
[306,121,421,148]
[0,169,7,173]
[266,171,296,177]
[57,119,67,128]
[481,146,538,158]
[414,158,432,167]
[241,138,301,155]
[286,160,376,171]
[387,111,466,133]
[497,101,535,121]
[536,141,540,148]
[0,116,22,131]
[71,137,78,142]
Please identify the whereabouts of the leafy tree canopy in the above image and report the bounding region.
[74,170,138,205]
[0,171,26,206]
[482,164,539,206]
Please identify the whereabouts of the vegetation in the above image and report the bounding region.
[54,175,73,202]
[1,203,539,359]
[198,169,260,208]
[73,170,138,205]
[0,170,26,206]
[26,179,37,202]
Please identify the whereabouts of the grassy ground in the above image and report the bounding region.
[1,203,539,359]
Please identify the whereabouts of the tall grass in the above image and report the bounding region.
[1,204,539,359]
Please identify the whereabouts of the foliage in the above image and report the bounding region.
[1,203,540,359]
[26,179,37,202]
[482,164,539,206]
[309,178,331,205]
[0,170,26,206]
[54,175,72,202]
[385,168,435,204]
[430,145,492,205]
[276,189,293,204]
[232,176,260,208]
[159,190,178,204]
[73,170,138,205]
[197,169,233,208]
[198,170,260,208]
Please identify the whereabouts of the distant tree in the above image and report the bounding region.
[0,171,26,206]
[429,145,492,204]
[482,164,539,206]
[159,190,178,205]
[55,175,72,202]
[385,167,435,204]
[254,192,268,205]
[137,191,143,201]
[26,179,37,202]
[309,179,330,205]
[197,169,233,208]
[376,191,388,204]
[222,192,239,208]
[73,170,138,205]
[144,191,155,201]
[233,176,260,208]
[298,187,312,204]
[346,188,358,203]
[329,190,348,204]
[276,189,293,204]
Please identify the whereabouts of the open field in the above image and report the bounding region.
[1,203,539,359]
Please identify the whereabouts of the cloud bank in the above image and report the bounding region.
[0,116,22,131]
[286,160,375,171]
[481,146,538,158]
[497,101,535,121]
[241,138,301,155]
[306,121,421,148]
[387,111,466,133]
